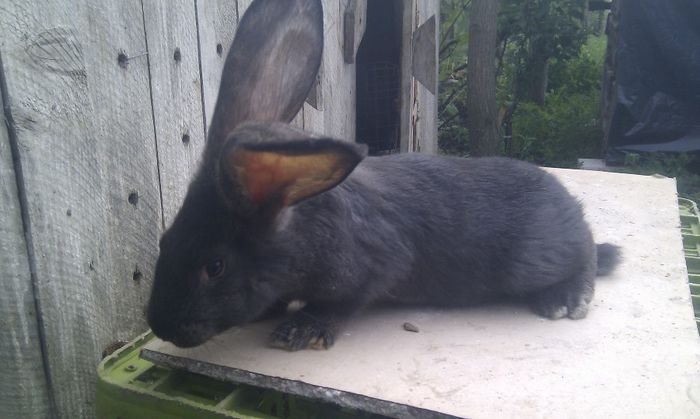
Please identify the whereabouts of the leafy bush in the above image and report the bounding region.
[548,36,606,96]
[438,0,471,155]
[438,4,608,163]
[439,124,470,156]
[511,91,601,167]
[509,36,605,167]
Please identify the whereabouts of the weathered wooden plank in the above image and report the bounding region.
[196,0,364,142]
[601,0,620,153]
[0,1,161,417]
[196,0,329,137]
[399,0,439,154]
[143,0,206,225]
[341,0,367,64]
[298,0,327,137]
[236,0,255,17]
[291,106,305,130]
[412,15,437,95]
[196,0,238,132]
[303,0,366,141]
[0,74,51,419]
[412,0,439,154]
[398,0,415,153]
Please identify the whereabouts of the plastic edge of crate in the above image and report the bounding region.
[96,332,270,419]
[96,333,380,419]
[679,198,700,335]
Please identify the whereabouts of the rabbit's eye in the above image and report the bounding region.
[205,259,225,278]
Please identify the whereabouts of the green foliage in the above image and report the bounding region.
[438,0,471,154]
[440,0,471,76]
[499,0,589,62]
[499,0,590,105]
[436,3,700,202]
[622,153,691,177]
[438,0,608,165]
[509,36,607,167]
[511,90,602,167]
[548,36,606,96]
[439,124,470,156]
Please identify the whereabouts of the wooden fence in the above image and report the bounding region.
[0,0,438,417]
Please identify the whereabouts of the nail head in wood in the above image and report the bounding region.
[117,52,128,69]
[128,191,139,206]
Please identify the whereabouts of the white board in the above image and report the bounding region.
[144,169,700,418]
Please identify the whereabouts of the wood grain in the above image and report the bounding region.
[412,15,437,95]
[412,0,439,154]
[236,0,255,17]
[398,0,415,153]
[0,1,439,417]
[143,0,206,225]
[0,72,52,419]
[303,0,366,141]
[196,0,238,133]
[0,1,162,416]
[399,0,438,154]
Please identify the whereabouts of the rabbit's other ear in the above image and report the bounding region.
[218,138,366,215]
[207,0,323,152]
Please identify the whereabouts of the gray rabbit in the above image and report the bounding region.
[146,0,620,351]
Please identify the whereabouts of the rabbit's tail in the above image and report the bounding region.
[596,243,621,276]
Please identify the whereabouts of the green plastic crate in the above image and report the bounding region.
[678,198,700,333]
[96,332,385,419]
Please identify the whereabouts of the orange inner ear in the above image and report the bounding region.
[229,149,354,208]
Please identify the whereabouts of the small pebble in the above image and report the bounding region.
[403,322,419,333]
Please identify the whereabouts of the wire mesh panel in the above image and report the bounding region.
[357,61,401,154]
[355,0,403,156]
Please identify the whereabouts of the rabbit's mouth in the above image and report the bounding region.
[167,334,206,348]
[155,321,217,348]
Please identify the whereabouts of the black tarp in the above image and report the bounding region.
[606,0,700,162]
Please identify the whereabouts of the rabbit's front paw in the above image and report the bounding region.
[269,313,335,351]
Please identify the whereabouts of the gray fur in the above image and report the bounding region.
[145,0,620,350]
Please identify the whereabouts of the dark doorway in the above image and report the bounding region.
[355,0,403,155]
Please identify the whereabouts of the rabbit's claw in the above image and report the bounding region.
[529,276,594,320]
[269,314,335,351]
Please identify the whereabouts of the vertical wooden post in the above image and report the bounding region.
[303,0,366,140]
[466,0,501,156]
[399,0,414,153]
[142,0,206,225]
[196,0,238,133]
[0,1,162,416]
[400,0,439,154]
[412,0,439,154]
[0,79,52,418]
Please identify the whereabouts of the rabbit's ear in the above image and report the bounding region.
[206,0,323,153]
[218,138,366,214]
